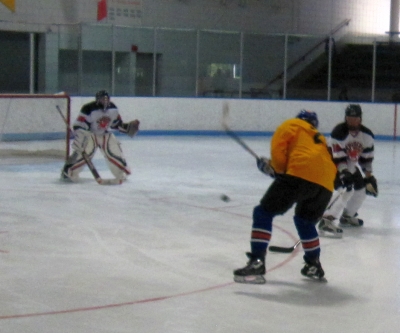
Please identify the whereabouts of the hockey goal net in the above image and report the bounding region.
[0,94,70,162]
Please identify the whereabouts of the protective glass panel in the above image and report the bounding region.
[155,28,197,97]
[113,26,155,96]
[331,35,373,102]
[242,33,285,99]
[198,31,241,98]
[81,25,113,95]
[0,31,30,93]
[286,34,327,101]
[375,39,400,103]
[58,24,81,95]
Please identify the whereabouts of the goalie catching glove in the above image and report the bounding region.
[364,175,378,197]
[257,157,275,178]
[119,119,140,137]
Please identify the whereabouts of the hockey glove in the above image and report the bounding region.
[119,119,140,137]
[257,157,275,177]
[339,170,354,191]
[72,129,91,153]
[364,175,378,197]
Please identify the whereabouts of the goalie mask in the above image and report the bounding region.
[296,109,319,129]
[345,104,362,131]
[96,90,110,110]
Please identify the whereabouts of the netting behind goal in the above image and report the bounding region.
[0,94,70,161]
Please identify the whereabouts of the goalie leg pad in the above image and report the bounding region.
[61,154,86,181]
[98,133,131,180]
[343,188,366,217]
[72,129,94,153]
[62,152,96,181]
[62,138,96,181]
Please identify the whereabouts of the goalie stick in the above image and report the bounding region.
[56,105,122,185]
[268,188,347,253]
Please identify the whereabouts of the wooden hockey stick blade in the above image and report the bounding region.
[269,240,301,253]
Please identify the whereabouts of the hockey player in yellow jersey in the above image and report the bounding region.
[234,110,337,284]
[270,116,336,191]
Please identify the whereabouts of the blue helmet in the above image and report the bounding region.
[296,109,319,128]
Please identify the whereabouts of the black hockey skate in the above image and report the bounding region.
[233,252,266,284]
[60,169,77,183]
[339,213,364,227]
[317,216,343,238]
[60,163,74,182]
[301,255,327,282]
[60,169,73,182]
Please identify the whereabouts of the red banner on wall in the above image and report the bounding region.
[97,0,107,21]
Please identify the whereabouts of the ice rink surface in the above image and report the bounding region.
[0,136,399,333]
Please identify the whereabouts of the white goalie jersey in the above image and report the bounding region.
[73,100,122,135]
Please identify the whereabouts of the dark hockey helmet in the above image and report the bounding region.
[296,109,319,128]
[345,104,362,131]
[345,104,362,118]
[96,90,109,101]
[95,90,110,109]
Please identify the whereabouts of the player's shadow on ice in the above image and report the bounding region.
[234,280,359,306]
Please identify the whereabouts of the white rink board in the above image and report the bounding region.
[69,97,398,139]
[0,95,69,141]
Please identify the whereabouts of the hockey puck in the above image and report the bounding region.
[220,194,230,202]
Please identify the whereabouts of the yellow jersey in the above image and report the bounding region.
[270,118,336,191]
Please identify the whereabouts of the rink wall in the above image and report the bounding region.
[70,97,398,140]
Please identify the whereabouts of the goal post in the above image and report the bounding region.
[0,94,71,161]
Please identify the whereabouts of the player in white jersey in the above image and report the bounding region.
[317,104,378,237]
[61,90,140,183]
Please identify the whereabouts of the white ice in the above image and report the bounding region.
[0,136,399,333]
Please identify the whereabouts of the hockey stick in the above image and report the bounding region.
[56,105,122,185]
[326,187,346,210]
[269,240,301,253]
[268,188,347,253]
[221,102,259,160]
